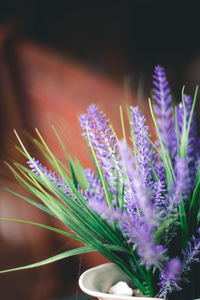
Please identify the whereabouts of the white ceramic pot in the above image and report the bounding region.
[79,263,162,300]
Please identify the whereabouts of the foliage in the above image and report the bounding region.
[1,66,200,299]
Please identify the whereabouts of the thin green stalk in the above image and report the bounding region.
[179,202,188,249]
[186,86,198,142]
[175,107,180,157]
[0,246,95,274]
[147,269,154,297]
[0,217,83,242]
[51,125,78,187]
[120,105,126,141]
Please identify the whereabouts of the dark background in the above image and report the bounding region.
[1,1,200,94]
[0,1,200,300]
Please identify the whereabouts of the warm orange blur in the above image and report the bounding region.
[0,27,151,300]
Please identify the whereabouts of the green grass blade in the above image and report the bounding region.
[180,87,198,158]
[0,245,95,274]
[0,217,83,242]
[6,162,72,224]
[14,162,124,247]
[4,161,69,221]
[180,88,187,157]
[0,185,56,218]
[120,105,126,141]
[178,202,188,249]
[52,126,79,188]
[174,107,180,157]
[186,86,198,144]
[73,157,88,189]
[34,129,90,208]
[32,139,71,177]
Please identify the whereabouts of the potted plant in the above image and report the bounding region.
[1,66,200,299]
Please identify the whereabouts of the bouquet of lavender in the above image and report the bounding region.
[1,66,200,299]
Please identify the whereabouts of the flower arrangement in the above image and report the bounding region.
[1,66,200,299]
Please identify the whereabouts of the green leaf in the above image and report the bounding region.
[0,217,83,241]
[180,86,198,158]
[10,129,149,295]
[33,129,89,209]
[174,107,180,157]
[73,158,88,189]
[0,185,56,218]
[11,160,124,248]
[51,126,79,188]
[120,105,126,142]
[180,87,187,157]
[178,202,188,249]
[32,138,71,177]
[0,246,95,274]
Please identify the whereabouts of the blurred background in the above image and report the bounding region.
[0,1,200,299]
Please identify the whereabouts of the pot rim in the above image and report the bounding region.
[79,263,161,300]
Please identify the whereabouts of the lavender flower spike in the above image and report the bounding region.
[135,222,166,268]
[182,228,200,274]
[118,141,159,227]
[84,168,106,204]
[122,215,166,268]
[27,158,72,196]
[168,157,189,210]
[130,106,155,188]
[153,65,175,155]
[159,258,182,298]
[79,104,121,197]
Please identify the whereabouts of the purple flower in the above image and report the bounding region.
[169,157,189,208]
[159,258,182,298]
[79,104,121,198]
[118,141,160,227]
[88,199,124,224]
[152,162,167,212]
[122,215,166,268]
[27,158,72,196]
[174,157,189,197]
[132,175,159,227]
[167,157,189,212]
[130,106,156,188]
[135,223,166,268]
[153,65,176,156]
[118,140,135,180]
[152,179,166,208]
[182,228,200,273]
[84,168,106,203]
[123,183,137,215]
[118,141,166,267]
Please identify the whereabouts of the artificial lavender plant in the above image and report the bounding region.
[1,66,200,299]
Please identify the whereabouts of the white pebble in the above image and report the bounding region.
[108,281,133,296]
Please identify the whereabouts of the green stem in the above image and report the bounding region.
[179,202,188,249]
[147,269,154,297]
